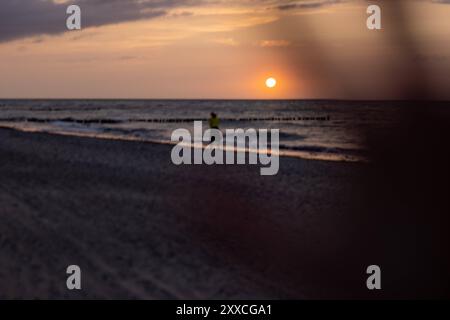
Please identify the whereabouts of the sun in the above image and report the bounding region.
[265,77,277,88]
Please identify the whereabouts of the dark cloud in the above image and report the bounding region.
[0,0,192,43]
[0,0,352,43]
[277,0,450,11]
[277,0,342,11]
[3,0,441,43]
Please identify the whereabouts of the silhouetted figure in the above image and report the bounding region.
[208,112,220,129]
[208,113,220,143]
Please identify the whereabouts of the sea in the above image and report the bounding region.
[0,99,409,162]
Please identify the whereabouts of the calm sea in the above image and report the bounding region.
[0,99,410,161]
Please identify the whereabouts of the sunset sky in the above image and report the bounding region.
[1,0,450,99]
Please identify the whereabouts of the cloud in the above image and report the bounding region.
[213,38,239,46]
[0,0,351,43]
[0,0,192,43]
[259,40,291,47]
[276,0,342,11]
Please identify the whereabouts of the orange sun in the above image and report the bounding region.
[265,77,277,88]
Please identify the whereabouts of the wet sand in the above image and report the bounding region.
[0,128,396,299]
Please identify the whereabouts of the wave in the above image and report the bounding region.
[278,144,365,156]
[0,116,330,124]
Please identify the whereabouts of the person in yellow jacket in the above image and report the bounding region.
[208,113,220,142]
[208,112,220,129]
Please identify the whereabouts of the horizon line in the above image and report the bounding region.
[1,98,449,102]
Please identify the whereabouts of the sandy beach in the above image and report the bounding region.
[0,127,373,299]
[0,127,448,299]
